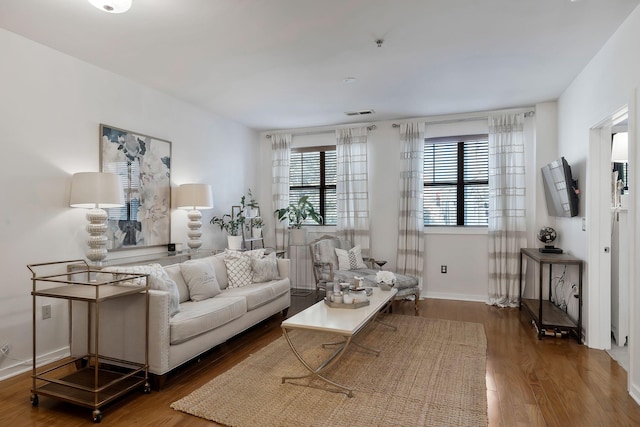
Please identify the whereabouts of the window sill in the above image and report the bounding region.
[424,226,487,235]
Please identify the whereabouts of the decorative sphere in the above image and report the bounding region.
[537,227,557,245]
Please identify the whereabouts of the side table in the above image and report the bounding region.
[519,248,583,343]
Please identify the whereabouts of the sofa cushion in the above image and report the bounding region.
[100,264,180,317]
[180,258,222,301]
[218,278,290,311]
[224,255,253,288]
[164,264,190,303]
[251,252,279,283]
[169,296,246,345]
[335,245,367,270]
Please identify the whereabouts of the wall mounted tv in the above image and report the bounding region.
[541,157,579,217]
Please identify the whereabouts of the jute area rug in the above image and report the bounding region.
[171,314,488,427]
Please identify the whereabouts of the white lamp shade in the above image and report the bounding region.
[177,183,213,210]
[611,132,628,163]
[88,0,132,13]
[69,172,125,208]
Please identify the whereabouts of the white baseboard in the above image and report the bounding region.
[420,292,487,303]
[0,346,69,382]
[630,382,640,406]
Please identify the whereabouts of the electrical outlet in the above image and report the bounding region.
[42,304,51,320]
[441,265,447,274]
[0,343,9,355]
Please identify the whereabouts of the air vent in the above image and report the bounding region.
[345,109,375,116]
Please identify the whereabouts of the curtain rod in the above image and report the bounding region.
[266,124,376,139]
[392,110,535,128]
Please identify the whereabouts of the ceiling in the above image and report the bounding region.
[1,0,638,131]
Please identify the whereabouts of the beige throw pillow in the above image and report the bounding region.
[180,258,222,301]
[251,252,279,283]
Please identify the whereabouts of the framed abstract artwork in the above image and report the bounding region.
[99,124,172,250]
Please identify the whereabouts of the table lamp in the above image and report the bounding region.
[69,172,125,265]
[177,183,213,251]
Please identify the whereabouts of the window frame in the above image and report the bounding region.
[289,145,337,226]
[423,134,489,227]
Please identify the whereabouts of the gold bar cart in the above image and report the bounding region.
[28,260,150,423]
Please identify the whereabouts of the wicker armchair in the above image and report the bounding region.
[309,235,420,313]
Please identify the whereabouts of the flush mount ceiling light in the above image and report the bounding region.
[88,0,132,13]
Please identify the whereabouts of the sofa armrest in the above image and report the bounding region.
[277,258,290,280]
[71,289,171,375]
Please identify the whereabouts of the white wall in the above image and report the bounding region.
[556,5,640,402]
[0,28,258,379]
[258,110,553,303]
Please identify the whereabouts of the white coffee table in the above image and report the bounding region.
[281,287,397,397]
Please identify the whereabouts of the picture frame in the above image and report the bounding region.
[99,124,172,250]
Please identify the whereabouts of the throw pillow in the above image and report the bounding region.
[211,255,229,289]
[101,264,180,317]
[180,258,222,301]
[335,245,367,271]
[224,255,253,288]
[251,252,279,283]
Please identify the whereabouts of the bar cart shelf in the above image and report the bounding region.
[519,248,583,343]
[28,260,150,423]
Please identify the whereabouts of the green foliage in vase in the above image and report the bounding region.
[274,196,323,229]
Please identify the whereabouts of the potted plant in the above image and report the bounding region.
[210,213,245,250]
[241,188,260,218]
[274,195,323,245]
[252,216,264,239]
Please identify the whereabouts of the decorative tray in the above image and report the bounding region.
[324,298,370,309]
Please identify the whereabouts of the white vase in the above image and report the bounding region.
[252,227,262,239]
[227,235,243,250]
[289,228,307,246]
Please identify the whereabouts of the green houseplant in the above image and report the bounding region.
[210,213,245,250]
[274,195,323,229]
[241,188,259,217]
[274,196,322,245]
[251,216,264,239]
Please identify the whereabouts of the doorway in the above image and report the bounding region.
[587,106,627,351]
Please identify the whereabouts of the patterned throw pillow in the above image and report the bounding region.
[224,256,253,288]
[335,245,367,271]
[180,258,222,301]
[251,252,279,283]
[101,264,180,317]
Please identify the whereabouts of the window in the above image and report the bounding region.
[423,135,489,226]
[289,146,337,225]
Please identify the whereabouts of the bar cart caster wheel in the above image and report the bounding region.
[92,410,102,423]
[143,383,151,394]
[30,394,38,407]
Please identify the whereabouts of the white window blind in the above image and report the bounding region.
[289,147,337,225]
[423,135,488,226]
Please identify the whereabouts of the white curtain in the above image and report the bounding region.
[487,114,527,307]
[271,133,291,250]
[336,127,370,256]
[397,122,425,288]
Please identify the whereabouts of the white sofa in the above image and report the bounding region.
[70,251,290,388]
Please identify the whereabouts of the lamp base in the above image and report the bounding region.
[85,208,109,264]
[187,209,203,250]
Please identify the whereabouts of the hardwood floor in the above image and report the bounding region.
[1,294,639,426]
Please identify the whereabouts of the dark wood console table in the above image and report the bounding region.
[519,248,583,343]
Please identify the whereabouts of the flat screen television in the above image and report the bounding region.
[541,157,579,217]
